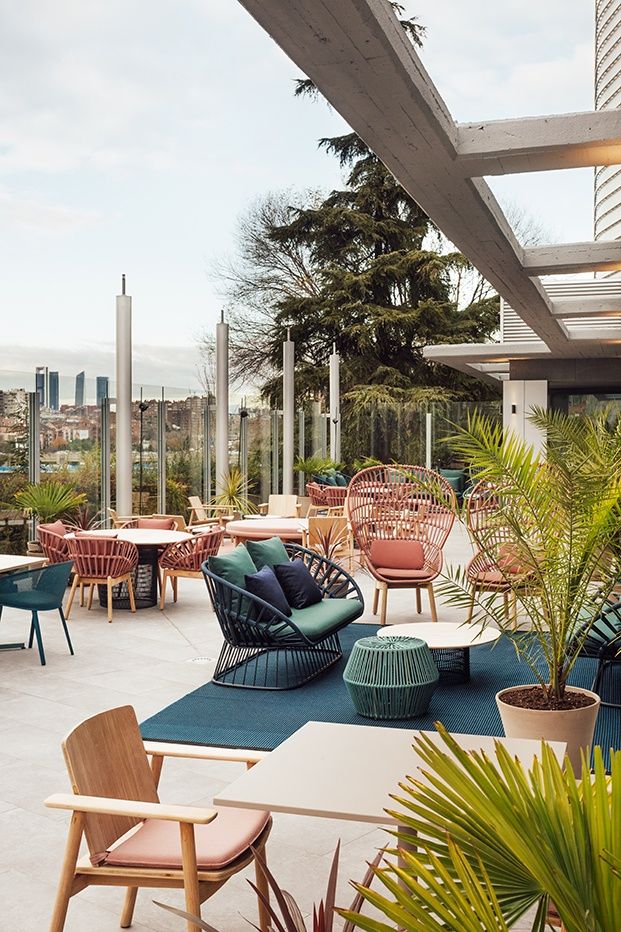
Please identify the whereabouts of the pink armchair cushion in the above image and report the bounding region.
[497,542,533,575]
[41,520,68,537]
[104,807,270,870]
[375,566,431,580]
[137,517,176,530]
[369,539,425,570]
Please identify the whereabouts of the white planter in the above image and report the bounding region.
[496,685,601,772]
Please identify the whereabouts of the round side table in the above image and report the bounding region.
[343,636,439,719]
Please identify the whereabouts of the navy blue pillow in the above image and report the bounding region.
[274,559,323,610]
[244,565,292,617]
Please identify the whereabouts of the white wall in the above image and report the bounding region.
[502,379,548,456]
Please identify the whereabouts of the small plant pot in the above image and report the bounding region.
[27,539,43,556]
[496,685,601,771]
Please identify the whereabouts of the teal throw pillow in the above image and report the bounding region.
[209,545,256,590]
[334,472,348,487]
[246,536,289,571]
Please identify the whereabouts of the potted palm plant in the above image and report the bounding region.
[15,479,87,553]
[342,725,621,931]
[211,466,257,518]
[434,408,621,769]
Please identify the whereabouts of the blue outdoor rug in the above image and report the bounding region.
[141,623,621,766]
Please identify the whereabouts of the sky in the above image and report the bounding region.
[0,0,595,400]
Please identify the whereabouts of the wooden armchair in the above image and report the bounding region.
[45,705,272,932]
[188,495,234,528]
[258,494,301,517]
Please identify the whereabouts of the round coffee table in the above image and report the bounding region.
[377,622,501,684]
[225,517,308,544]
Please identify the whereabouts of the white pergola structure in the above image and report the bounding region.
[238,0,621,450]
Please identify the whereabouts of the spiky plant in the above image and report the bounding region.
[340,725,621,932]
[210,466,256,516]
[15,480,87,523]
[435,408,621,703]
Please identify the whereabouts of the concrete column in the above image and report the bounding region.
[297,407,305,496]
[282,332,295,494]
[329,344,341,462]
[215,313,229,495]
[115,276,133,515]
[100,397,111,526]
[503,380,548,456]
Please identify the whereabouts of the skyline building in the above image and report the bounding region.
[594,0,621,244]
[96,375,109,407]
[75,371,85,407]
[35,366,45,406]
[49,371,59,411]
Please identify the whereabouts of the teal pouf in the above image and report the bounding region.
[343,636,439,719]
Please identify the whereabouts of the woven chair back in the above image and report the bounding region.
[38,525,70,564]
[67,536,138,579]
[306,482,327,506]
[160,527,223,571]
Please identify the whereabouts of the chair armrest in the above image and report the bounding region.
[44,793,217,825]
[143,741,269,766]
[258,503,268,514]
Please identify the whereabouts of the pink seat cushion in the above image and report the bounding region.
[137,518,176,530]
[369,539,425,570]
[42,520,68,537]
[473,570,505,586]
[375,566,432,580]
[497,543,532,575]
[105,807,270,870]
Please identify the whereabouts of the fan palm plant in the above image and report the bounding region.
[341,725,621,932]
[435,408,621,705]
[15,480,87,523]
[210,466,257,516]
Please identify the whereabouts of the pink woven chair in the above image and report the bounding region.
[65,536,139,623]
[347,465,456,624]
[122,517,178,531]
[158,527,224,609]
[37,521,70,564]
[465,480,536,626]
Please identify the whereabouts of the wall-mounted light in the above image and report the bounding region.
[511,404,517,415]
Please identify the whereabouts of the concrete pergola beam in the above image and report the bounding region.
[456,110,621,175]
[523,241,621,276]
[551,297,621,317]
[237,0,571,354]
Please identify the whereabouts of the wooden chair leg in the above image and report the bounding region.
[379,585,388,626]
[427,584,438,622]
[106,578,113,623]
[65,575,80,620]
[502,591,510,624]
[127,576,137,614]
[49,811,85,932]
[415,587,422,614]
[120,887,138,929]
[466,584,477,624]
[79,583,85,607]
[159,570,168,610]
[87,584,94,611]
[254,852,271,932]
[179,822,202,932]
[173,575,178,603]
[372,586,379,615]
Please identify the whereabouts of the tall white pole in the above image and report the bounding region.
[215,311,229,495]
[282,329,295,494]
[329,343,341,462]
[115,274,133,515]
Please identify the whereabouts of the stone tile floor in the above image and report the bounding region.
[0,525,535,930]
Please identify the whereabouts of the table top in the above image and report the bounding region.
[377,622,501,649]
[66,529,192,546]
[0,554,47,574]
[214,721,564,825]
[225,517,308,539]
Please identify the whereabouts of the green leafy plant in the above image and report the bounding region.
[294,455,343,477]
[435,408,621,704]
[15,480,87,523]
[341,725,621,932]
[211,466,257,515]
[154,842,383,931]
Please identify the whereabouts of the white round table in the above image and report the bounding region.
[377,622,501,683]
[67,529,192,609]
[225,518,308,544]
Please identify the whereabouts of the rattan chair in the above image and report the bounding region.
[65,536,139,623]
[37,522,70,563]
[347,465,456,624]
[159,527,224,609]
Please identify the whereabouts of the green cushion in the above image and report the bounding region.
[322,475,337,486]
[246,536,289,571]
[288,598,363,642]
[209,545,257,591]
[334,472,348,487]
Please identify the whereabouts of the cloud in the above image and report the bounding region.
[0,188,100,233]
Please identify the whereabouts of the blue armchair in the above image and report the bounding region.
[0,561,74,666]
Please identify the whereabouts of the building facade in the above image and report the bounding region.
[74,371,85,407]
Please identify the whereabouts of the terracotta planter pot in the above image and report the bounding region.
[27,539,43,555]
[496,685,601,772]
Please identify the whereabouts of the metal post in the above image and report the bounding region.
[425,410,433,469]
[27,392,40,541]
[311,400,322,456]
[215,312,229,494]
[329,343,341,462]
[115,274,133,515]
[100,397,111,526]
[157,391,166,514]
[138,387,150,515]
[320,413,328,460]
[282,331,295,494]
[202,402,212,503]
[271,409,280,494]
[239,398,249,501]
[298,408,305,496]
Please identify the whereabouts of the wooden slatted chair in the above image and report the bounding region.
[302,515,355,572]
[258,494,301,517]
[347,465,456,624]
[188,496,234,529]
[45,705,272,932]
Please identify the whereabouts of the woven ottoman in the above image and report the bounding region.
[343,636,439,719]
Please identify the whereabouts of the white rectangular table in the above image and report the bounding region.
[0,554,48,651]
[214,720,565,825]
